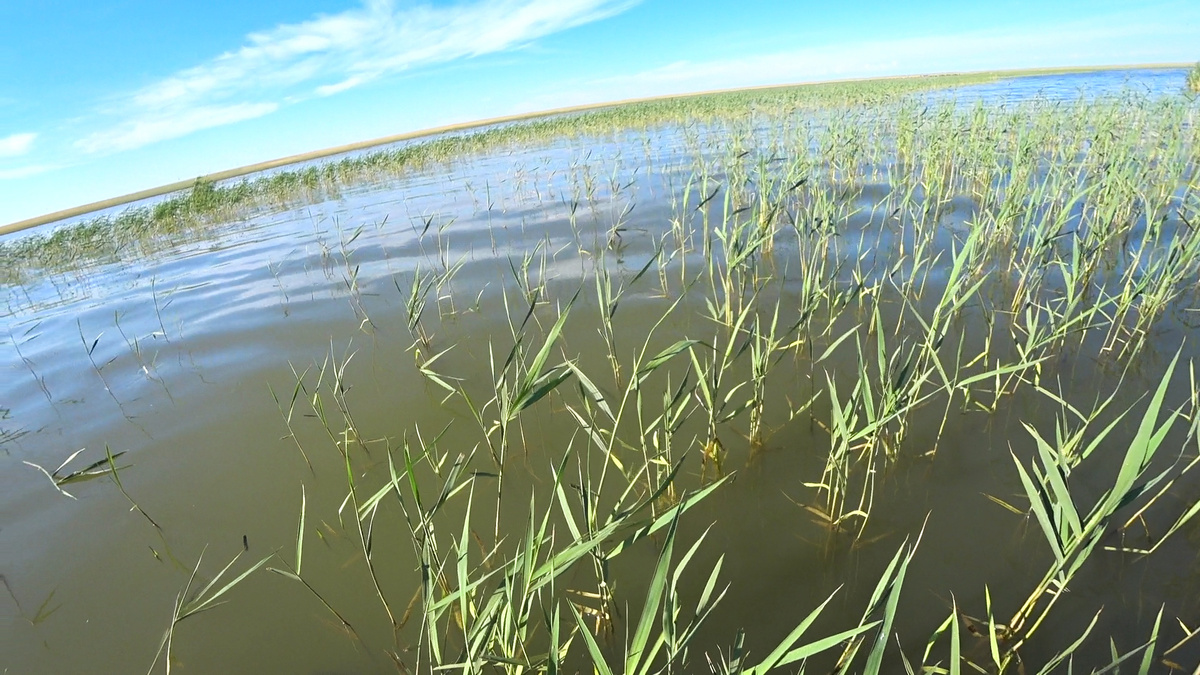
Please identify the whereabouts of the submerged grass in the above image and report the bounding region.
[189,80,1199,672]
[7,68,1200,673]
[0,71,1025,287]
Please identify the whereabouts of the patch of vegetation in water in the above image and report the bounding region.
[8,68,1200,673]
[0,72,1019,287]
[138,83,1200,671]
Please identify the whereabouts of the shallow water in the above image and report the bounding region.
[929,66,1193,104]
[2,68,1199,673]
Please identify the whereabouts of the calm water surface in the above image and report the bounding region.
[2,68,1198,673]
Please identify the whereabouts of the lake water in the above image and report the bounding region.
[2,67,1198,673]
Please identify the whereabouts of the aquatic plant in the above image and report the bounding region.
[6,68,1200,673]
[0,70,1055,287]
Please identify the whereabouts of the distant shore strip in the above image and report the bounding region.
[1,62,1185,237]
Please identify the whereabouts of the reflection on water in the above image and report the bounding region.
[1,68,1198,674]
[927,66,1191,104]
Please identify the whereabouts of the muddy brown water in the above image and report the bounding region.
[2,69,1199,673]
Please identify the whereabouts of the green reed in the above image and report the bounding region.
[19,71,1198,673]
[1,71,1055,287]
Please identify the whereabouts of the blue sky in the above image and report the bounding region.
[1,0,1197,226]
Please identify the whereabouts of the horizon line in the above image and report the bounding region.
[1,60,1188,238]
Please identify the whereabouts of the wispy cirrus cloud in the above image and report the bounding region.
[0,132,37,157]
[77,103,280,154]
[0,164,55,180]
[75,0,637,154]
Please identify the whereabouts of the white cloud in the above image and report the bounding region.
[0,164,54,180]
[0,132,36,157]
[315,75,369,97]
[77,102,279,154]
[76,0,637,154]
